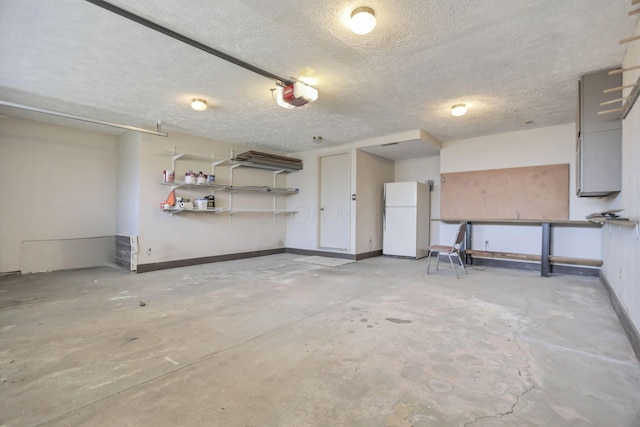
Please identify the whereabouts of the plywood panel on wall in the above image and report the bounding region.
[440,164,569,220]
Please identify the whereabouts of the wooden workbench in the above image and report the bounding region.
[434,218,603,277]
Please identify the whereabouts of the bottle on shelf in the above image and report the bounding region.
[164,189,176,207]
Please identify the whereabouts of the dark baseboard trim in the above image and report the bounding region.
[600,273,640,363]
[468,257,600,277]
[138,248,383,273]
[469,257,539,272]
[136,248,286,273]
[0,271,21,280]
[356,250,383,261]
[137,249,597,277]
[551,264,599,277]
[285,248,356,260]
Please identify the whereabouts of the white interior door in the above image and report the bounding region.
[319,153,350,250]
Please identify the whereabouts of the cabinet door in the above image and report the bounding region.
[579,129,622,196]
[580,71,621,134]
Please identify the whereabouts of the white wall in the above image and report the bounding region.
[601,20,640,335]
[285,149,322,251]
[355,150,394,254]
[395,155,441,244]
[438,124,610,259]
[0,117,118,273]
[116,132,141,236]
[136,131,290,266]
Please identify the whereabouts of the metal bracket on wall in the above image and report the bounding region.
[605,219,640,240]
[615,4,640,119]
[622,74,640,119]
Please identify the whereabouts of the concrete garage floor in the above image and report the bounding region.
[1,254,639,427]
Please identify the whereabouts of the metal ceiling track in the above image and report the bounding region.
[85,0,294,86]
[0,100,168,137]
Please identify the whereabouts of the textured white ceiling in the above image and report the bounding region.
[0,0,637,153]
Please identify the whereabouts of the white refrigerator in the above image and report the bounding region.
[383,181,431,259]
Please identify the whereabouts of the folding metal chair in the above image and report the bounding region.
[427,223,467,279]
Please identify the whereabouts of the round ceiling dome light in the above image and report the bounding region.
[451,104,467,117]
[350,7,376,35]
[191,98,207,112]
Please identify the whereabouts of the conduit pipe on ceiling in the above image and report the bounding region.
[84,0,294,86]
[0,100,169,137]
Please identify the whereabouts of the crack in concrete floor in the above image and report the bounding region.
[462,385,536,427]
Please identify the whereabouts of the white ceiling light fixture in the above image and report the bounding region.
[451,104,467,116]
[191,98,207,111]
[350,7,376,35]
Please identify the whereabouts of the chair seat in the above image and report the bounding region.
[427,245,454,252]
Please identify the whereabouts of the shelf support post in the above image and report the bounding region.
[273,170,285,215]
[170,146,186,171]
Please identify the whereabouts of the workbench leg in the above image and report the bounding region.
[541,222,550,277]
[465,222,472,265]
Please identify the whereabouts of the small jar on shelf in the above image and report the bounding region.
[185,170,196,184]
[196,171,206,185]
[162,169,175,183]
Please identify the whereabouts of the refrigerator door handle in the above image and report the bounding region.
[383,186,386,231]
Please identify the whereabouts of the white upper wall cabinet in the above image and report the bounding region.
[576,69,622,197]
